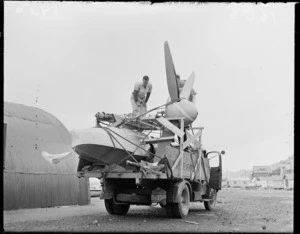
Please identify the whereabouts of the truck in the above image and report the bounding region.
[77,116,225,218]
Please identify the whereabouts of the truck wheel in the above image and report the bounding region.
[104,199,130,215]
[159,199,166,208]
[172,183,190,218]
[204,188,217,211]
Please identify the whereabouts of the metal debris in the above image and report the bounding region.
[92,220,98,225]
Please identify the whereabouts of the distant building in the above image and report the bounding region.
[257,176,272,188]
[228,177,251,188]
[257,175,284,189]
[252,155,294,190]
[222,178,229,188]
[271,167,281,176]
[270,175,284,189]
[251,166,271,179]
[4,102,90,210]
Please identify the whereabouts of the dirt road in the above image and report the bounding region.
[4,188,293,232]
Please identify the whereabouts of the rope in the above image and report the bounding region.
[158,156,173,179]
[102,127,172,179]
[102,127,116,148]
[133,98,182,119]
[113,128,154,166]
[135,129,153,153]
[102,127,139,164]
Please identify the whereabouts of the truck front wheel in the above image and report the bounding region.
[104,198,130,215]
[204,188,217,210]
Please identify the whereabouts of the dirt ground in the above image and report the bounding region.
[4,188,293,232]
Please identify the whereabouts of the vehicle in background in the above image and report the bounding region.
[89,177,101,197]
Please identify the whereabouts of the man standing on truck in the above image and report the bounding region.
[131,75,152,117]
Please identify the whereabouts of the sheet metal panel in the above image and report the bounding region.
[78,177,90,205]
[3,123,7,168]
[4,172,82,209]
[4,102,89,210]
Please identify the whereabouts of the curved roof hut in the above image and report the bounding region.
[4,102,89,210]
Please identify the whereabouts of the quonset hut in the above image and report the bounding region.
[3,102,89,210]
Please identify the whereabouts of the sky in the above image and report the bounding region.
[4,2,294,171]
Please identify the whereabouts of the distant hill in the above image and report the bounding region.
[269,155,294,171]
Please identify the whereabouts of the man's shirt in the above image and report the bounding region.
[133,81,152,100]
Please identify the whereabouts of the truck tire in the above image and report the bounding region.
[104,198,130,215]
[159,199,166,208]
[204,188,217,211]
[172,183,190,218]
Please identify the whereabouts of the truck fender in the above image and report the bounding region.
[101,179,114,199]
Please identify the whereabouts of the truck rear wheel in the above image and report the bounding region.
[159,199,166,208]
[104,198,130,215]
[172,183,190,218]
[204,188,217,210]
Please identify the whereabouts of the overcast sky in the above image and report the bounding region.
[4,2,294,171]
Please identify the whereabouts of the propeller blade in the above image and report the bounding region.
[164,41,179,101]
[41,151,72,164]
[180,72,195,99]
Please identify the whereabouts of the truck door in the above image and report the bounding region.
[206,151,223,190]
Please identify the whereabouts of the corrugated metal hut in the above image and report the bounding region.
[3,102,90,210]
